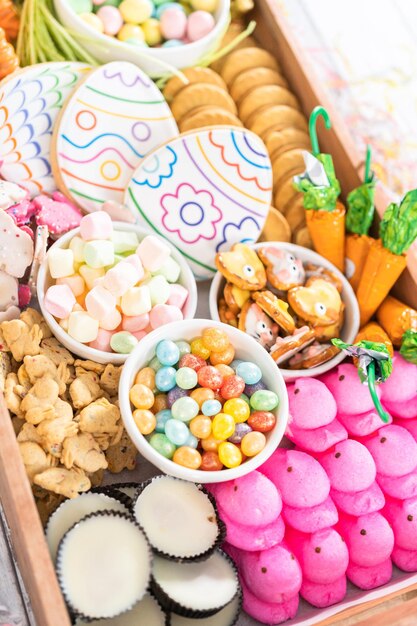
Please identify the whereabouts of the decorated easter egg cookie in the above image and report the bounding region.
[125,127,272,279]
[52,61,178,213]
[0,63,91,195]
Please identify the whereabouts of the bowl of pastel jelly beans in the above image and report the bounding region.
[119,319,288,482]
[54,0,230,76]
[37,212,197,364]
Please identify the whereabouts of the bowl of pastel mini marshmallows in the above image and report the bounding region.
[54,0,230,77]
[37,212,197,364]
[119,319,288,482]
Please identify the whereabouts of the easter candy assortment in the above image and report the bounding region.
[66,0,218,47]
[214,243,346,370]
[45,476,240,623]
[42,212,191,354]
[128,326,279,470]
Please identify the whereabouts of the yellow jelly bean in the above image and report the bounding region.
[215,364,234,378]
[190,415,212,439]
[212,413,235,440]
[190,337,211,360]
[142,18,162,45]
[130,383,154,410]
[190,387,215,407]
[134,366,156,391]
[119,0,152,23]
[79,12,104,32]
[223,397,250,423]
[173,446,202,469]
[218,442,242,468]
[202,327,230,352]
[117,23,145,41]
[133,409,156,435]
[190,0,218,11]
[241,431,266,457]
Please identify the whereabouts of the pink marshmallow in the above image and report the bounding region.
[337,408,392,437]
[300,575,347,608]
[103,261,143,297]
[125,253,144,275]
[137,235,171,272]
[391,546,417,572]
[383,496,417,550]
[331,481,385,516]
[283,496,338,533]
[149,304,183,329]
[218,505,284,551]
[363,425,417,477]
[321,363,380,415]
[319,440,376,493]
[241,579,299,625]
[214,471,282,526]
[89,328,113,352]
[380,353,417,404]
[337,512,394,567]
[80,211,113,241]
[56,274,85,297]
[287,378,337,429]
[346,559,393,589]
[240,544,302,603]
[99,308,122,331]
[286,417,347,453]
[222,542,243,568]
[395,418,417,440]
[44,284,76,319]
[259,449,330,508]
[384,396,417,419]
[377,465,417,500]
[85,285,116,321]
[122,313,149,332]
[167,283,188,309]
[132,330,147,341]
[286,527,349,584]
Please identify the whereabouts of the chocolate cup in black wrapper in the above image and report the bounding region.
[151,550,240,619]
[168,589,242,626]
[73,593,169,626]
[90,484,134,510]
[133,476,226,562]
[56,511,152,622]
[100,481,141,504]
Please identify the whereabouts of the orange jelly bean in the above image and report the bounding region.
[209,343,235,366]
[215,364,234,378]
[200,451,223,471]
[133,409,156,435]
[130,383,155,410]
[190,415,212,439]
[202,327,230,352]
[173,446,202,469]
[134,367,156,391]
[241,431,266,457]
[152,393,168,413]
[190,387,215,407]
[201,435,223,452]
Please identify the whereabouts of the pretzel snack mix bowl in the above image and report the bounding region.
[119,319,288,483]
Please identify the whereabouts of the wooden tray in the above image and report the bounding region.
[1,4,417,626]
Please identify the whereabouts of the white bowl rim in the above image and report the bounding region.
[119,318,289,483]
[37,221,198,365]
[209,241,360,379]
[53,0,230,60]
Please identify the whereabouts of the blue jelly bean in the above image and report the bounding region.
[185,433,199,449]
[244,380,267,397]
[155,366,177,392]
[230,359,244,371]
[228,422,252,444]
[155,409,172,433]
[165,419,190,446]
[162,39,183,47]
[236,361,262,385]
[171,396,199,422]
[156,339,180,366]
[167,386,188,408]
[176,367,198,390]
[156,2,186,18]
[176,340,191,359]
[202,399,222,417]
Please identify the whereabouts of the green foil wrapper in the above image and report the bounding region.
[332,338,393,383]
[380,189,417,255]
[346,179,375,235]
[400,329,417,364]
[294,153,341,212]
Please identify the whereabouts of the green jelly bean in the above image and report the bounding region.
[250,390,279,412]
[110,331,138,354]
[149,355,163,372]
[149,433,176,459]
[68,0,93,13]
[240,393,250,405]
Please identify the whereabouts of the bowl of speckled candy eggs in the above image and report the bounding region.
[37,213,197,365]
[54,0,230,77]
[119,319,288,482]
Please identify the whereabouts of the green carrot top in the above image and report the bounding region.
[346,178,375,235]
[294,152,341,212]
[400,329,417,364]
[380,189,417,255]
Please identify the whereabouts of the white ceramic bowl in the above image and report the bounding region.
[119,319,289,483]
[209,242,360,380]
[53,0,230,78]
[37,222,197,364]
